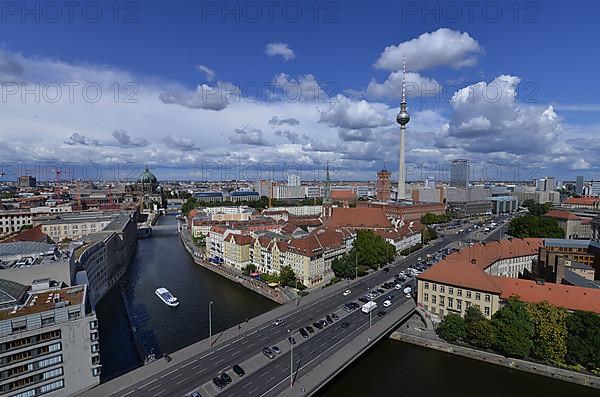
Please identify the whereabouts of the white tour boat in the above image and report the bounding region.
[155,287,179,307]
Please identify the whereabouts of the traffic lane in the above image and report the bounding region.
[227,295,409,397]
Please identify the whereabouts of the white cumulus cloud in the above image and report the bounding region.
[265,43,296,61]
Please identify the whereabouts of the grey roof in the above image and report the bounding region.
[0,242,56,258]
[0,279,28,306]
[568,261,593,270]
[544,239,593,249]
[563,269,600,289]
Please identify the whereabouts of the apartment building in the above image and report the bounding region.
[0,281,100,396]
[0,210,33,237]
[35,212,120,241]
[417,238,600,322]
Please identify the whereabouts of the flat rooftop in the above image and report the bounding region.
[0,285,85,321]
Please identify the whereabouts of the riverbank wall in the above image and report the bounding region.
[179,230,289,304]
[119,288,148,363]
[391,330,600,390]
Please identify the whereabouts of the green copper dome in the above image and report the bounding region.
[137,165,157,184]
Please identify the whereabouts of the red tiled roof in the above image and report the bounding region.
[418,238,544,293]
[228,234,253,245]
[544,210,581,220]
[331,190,356,201]
[327,207,392,229]
[493,278,600,314]
[564,197,600,205]
[0,225,50,243]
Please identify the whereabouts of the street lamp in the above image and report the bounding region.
[208,301,213,345]
[287,329,293,388]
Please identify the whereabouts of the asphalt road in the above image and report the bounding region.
[109,219,508,397]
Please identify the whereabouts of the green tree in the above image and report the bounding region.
[353,230,396,269]
[491,297,534,358]
[437,314,466,343]
[242,263,257,276]
[566,310,600,371]
[279,265,297,287]
[421,212,451,225]
[508,215,564,238]
[464,306,495,349]
[422,226,438,243]
[521,200,552,216]
[526,301,568,364]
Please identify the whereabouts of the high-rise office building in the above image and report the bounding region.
[576,176,584,195]
[450,159,469,188]
[287,174,301,187]
[536,176,555,192]
[18,176,37,189]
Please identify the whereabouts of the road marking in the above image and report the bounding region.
[180,359,197,368]
[247,330,257,336]
[161,369,178,378]
[148,384,161,392]
[152,390,165,397]
[196,368,206,375]
[176,378,187,385]
[216,342,231,351]
[120,390,135,397]
[137,379,157,389]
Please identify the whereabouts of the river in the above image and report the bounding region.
[96,214,596,396]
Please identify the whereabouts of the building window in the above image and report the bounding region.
[91,344,100,353]
[431,295,437,304]
[40,379,64,393]
[485,294,491,302]
[432,284,437,291]
[466,291,472,299]
[440,286,445,293]
[475,293,481,300]
[457,289,462,297]
[448,287,454,295]
[440,296,445,306]
[466,301,471,309]
[92,367,101,377]
[485,306,490,316]
[448,297,453,308]
[457,300,462,311]
[424,293,429,302]
[424,282,429,290]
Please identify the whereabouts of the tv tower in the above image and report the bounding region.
[396,56,410,201]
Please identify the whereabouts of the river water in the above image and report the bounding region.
[96,214,596,396]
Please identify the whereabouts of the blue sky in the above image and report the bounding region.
[0,0,598,182]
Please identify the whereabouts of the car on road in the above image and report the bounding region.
[343,289,351,296]
[383,300,391,307]
[288,336,296,344]
[212,376,225,388]
[395,284,402,290]
[232,365,245,377]
[306,325,314,333]
[273,319,284,326]
[271,346,281,354]
[313,321,323,329]
[262,347,276,359]
[326,314,333,324]
[341,321,350,328]
[358,296,369,303]
[299,328,309,338]
[190,392,201,397]
[376,288,385,294]
[383,267,390,273]
[220,373,232,384]
[405,293,412,299]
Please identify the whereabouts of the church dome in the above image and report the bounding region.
[138,165,158,184]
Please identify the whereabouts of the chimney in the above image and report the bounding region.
[471,258,477,265]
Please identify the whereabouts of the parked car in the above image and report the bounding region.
[212,377,225,388]
[358,296,369,303]
[320,319,328,327]
[326,315,333,324]
[190,392,201,397]
[341,321,350,328]
[306,326,315,333]
[271,346,281,354]
[383,300,391,307]
[220,373,232,384]
[313,321,323,329]
[331,313,339,321]
[262,347,276,359]
[232,365,245,377]
[377,310,386,317]
[299,328,309,338]
[288,336,296,345]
